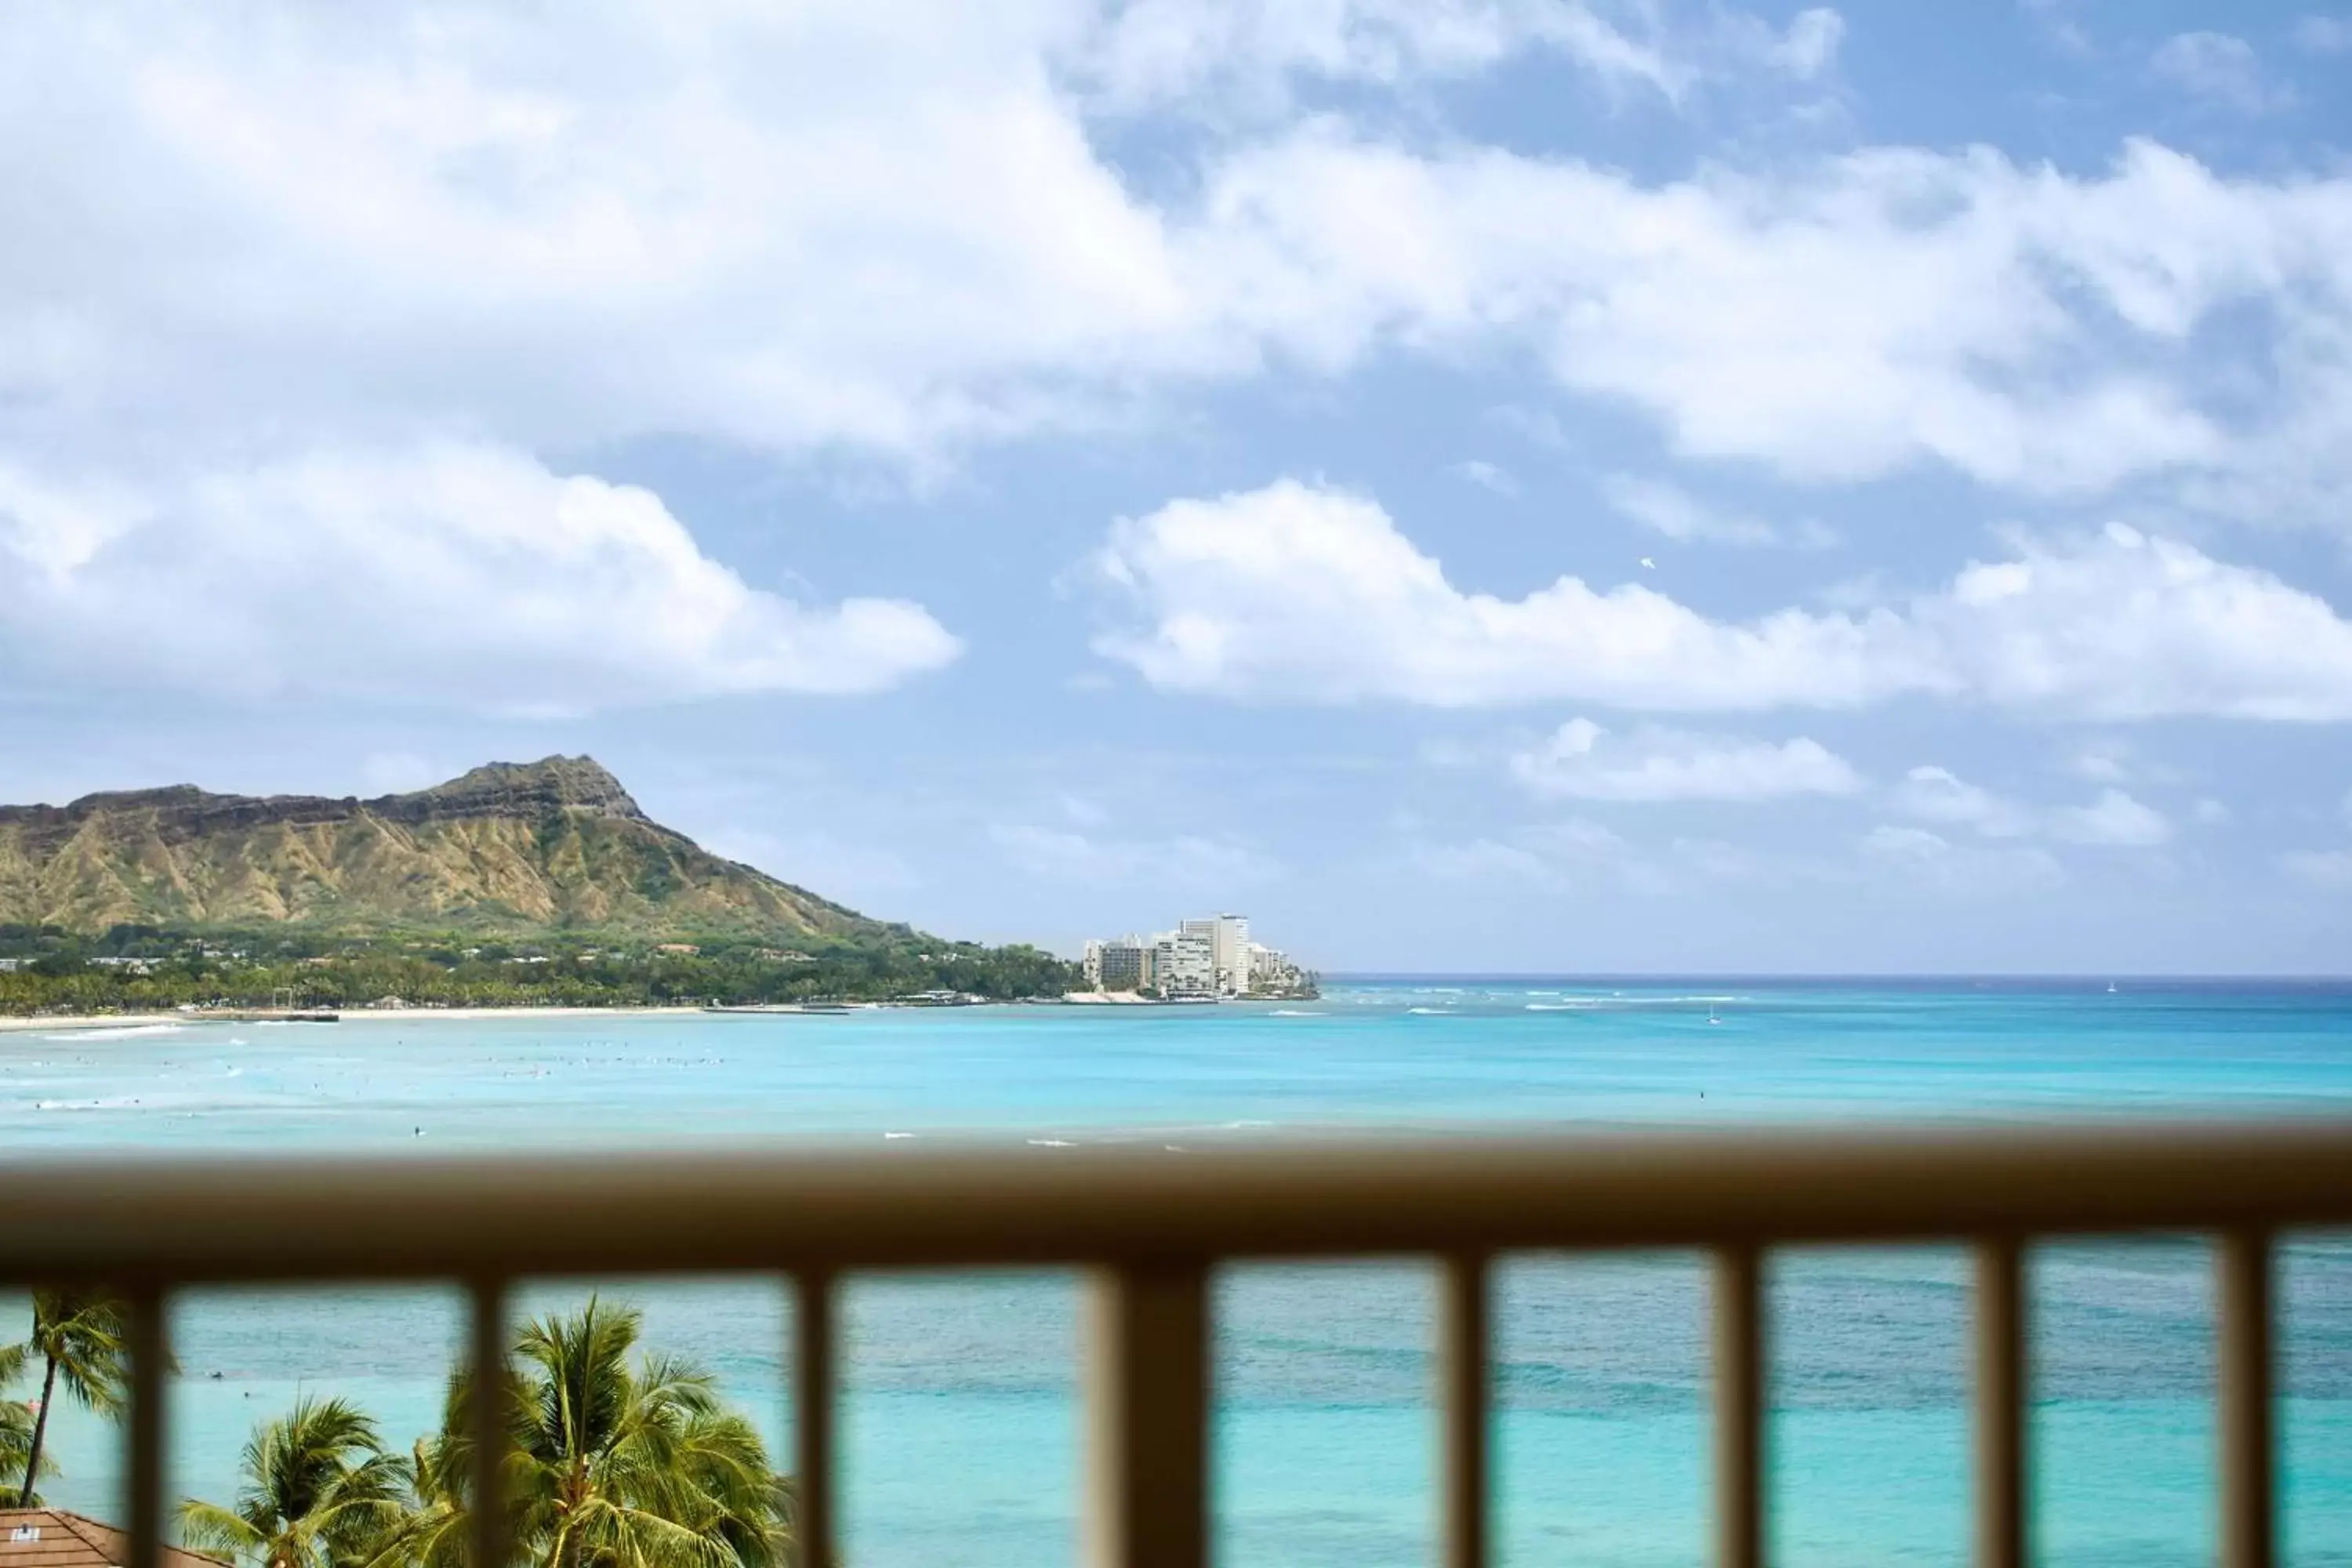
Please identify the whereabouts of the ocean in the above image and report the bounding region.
[3,978,2350,1566]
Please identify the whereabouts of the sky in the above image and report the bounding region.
[4,0,2352,974]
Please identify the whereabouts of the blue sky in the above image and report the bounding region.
[5,0,2352,972]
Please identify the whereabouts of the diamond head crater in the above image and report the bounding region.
[0,757,1076,1013]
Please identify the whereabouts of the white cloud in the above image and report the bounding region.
[1076,0,1690,113]
[1510,717,1863,800]
[1923,523,2352,720]
[1889,766,2037,837]
[2151,32,2289,114]
[5,0,2352,719]
[2049,787,2174,847]
[0,444,960,713]
[0,7,2345,503]
[1601,474,1830,548]
[1200,129,2352,526]
[1890,765,2173,847]
[1088,480,2352,720]
[1860,826,2066,896]
[1087,479,1933,709]
[1196,132,2352,509]
[1769,9,1845,78]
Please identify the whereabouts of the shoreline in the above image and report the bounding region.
[2,992,1320,1032]
[0,1004,717,1033]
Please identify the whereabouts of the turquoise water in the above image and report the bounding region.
[3,978,2350,1566]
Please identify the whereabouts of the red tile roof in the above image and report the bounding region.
[0,1510,226,1568]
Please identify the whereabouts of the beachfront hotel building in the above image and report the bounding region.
[1083,913,1308,999]
[1082,935,1155,992]
[1157,923,1220,999]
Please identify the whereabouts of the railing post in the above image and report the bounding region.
[1713,1246,1764,1568]
[1439,1252,1491,1568]
[792,1271,837,1568]
[469,1278,510,1568]
[2219,1229,2274,1568]
[1087,1261,1210,1568]
[125,1286,168,1568]
[1973,1237,2026,1568]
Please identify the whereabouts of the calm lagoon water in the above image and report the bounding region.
[4,978,2351,1566]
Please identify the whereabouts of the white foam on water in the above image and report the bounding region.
[1025,1138,1075,1148]
[1269,1008,1324,1017]
[41,1023,183,1041]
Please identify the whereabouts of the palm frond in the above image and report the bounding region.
[177,1500,268,1559]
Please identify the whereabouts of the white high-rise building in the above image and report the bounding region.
[1209,913,1250,996]
[1087,912,1301,1000]
[1155,924,1218,998]
[1248,942,1300,989]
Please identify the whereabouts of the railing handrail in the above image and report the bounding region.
[3,1118,2348,1284]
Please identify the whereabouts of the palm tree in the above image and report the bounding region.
[180,1396,410,1568]
[386,1298,793,1568]
[0,1397,45,1504]
[8,1290,128,1507]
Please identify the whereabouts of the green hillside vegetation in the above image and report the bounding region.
[0,758,1080,1011]
[0,924,1074,1011]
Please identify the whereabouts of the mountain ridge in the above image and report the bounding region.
[0,757,889,942]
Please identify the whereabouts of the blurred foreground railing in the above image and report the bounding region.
[4,1120,2351,1568]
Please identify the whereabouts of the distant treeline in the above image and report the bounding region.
[0,923,1080,1013]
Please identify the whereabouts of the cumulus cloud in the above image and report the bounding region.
[1889,767,2037,837]
[1770,9,1845,78]
[1510,717,1864,800]
[0,7,2346,510]
[1860,826,2066,897]
[1087,480,1932,708]
[0,445,960,713]
[1197,130,2352,523]
[1075,0,1690,112]
[1889,766,2172,846]
[7,0,2352,721]
[2049,787,2175,847]
[1087,480,2352,720]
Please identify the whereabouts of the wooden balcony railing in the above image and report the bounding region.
[4,1120,2350,1568]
